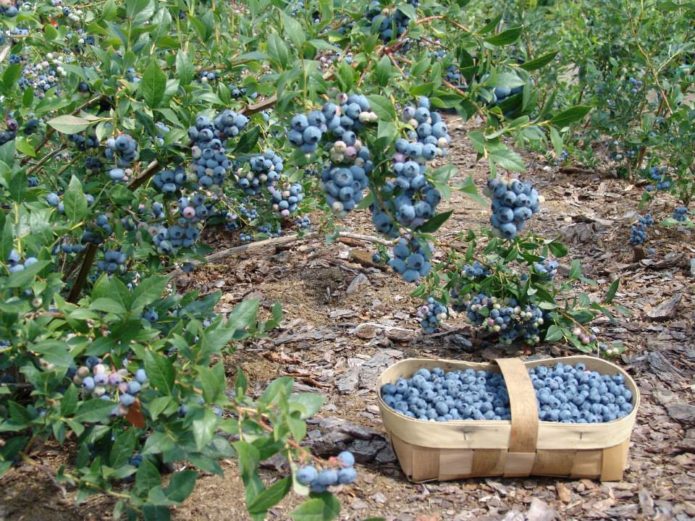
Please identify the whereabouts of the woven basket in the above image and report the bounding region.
[377,356,639,482]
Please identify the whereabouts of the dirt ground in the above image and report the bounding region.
[1,115,693,521]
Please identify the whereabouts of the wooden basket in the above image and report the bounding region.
[376,356,639,482]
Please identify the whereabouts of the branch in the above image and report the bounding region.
[67,243,97,303]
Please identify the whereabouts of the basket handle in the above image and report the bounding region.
[496,358,539,453]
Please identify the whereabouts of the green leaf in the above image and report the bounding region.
[519,51,559,71]
[267,33,290,68]
[232,126,261,154]
[47,115,90,135]
[375,55,392,86]
[417,210,453,233]
[74,399,115,422]
[144,351,175,395]
[110,430,138,468]
[2,64,21,92]
[31,340,73,368]
[290,494,341,521]
[248,477,292,515]
[192,409,217,450]
[545,324,564,342]
[550,106,592,127]
[547,241,568,258]
[549,126,564,157]
[604,278,620,304]
[199,362,226,404]
[131,275,169,311]
[61,385,79,416]
[63,176,88,223]
[366,95,396,121]
[165,470,197,503]
[141,61,167,108]
[568,259,582,280]
[281,11,306,48]
[459,176,487,206]
[136,459,161,495]
[175,51,195,85]
[289,393,325,419]
[6,261,49,288]
[485,27,522,46]
[90,298,127,314]
[142,506,171,521]
[226,299,260,335]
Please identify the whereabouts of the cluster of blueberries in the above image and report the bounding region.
[95,250,127,274]
[69,132,98,151]
[142,308,158,322]
[197,70,218,83]
[365,0,418,42]
[288,111,326,154]
[188,116,234,188]
[295,215,311,229]
[374,98,448,231]
[177,193,212,223]
[236,150,283,195]
[388,237,432,283]
[69,356,147,416]
[417,297,448,334]
[0,118,17,146]
[644,166,672,191]
[105,134,139,169]
[672,206,689,222]
[532,258,559,280]
[460,293,546,346]
[295,451,357,493]
[153,167,187,194]
[629,214,654,246]
[463,261,489,279]
[269,183,304,218]
[321,159,371,214]
[488,178,541,240]
[152,222,201,254]
[6,250,39,273]
[381,362,634,424]
[0,3,19,16]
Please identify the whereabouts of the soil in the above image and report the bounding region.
[1,115,694,521]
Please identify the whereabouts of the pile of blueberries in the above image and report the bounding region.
[6,250,39,273]
[629,214,654,246]
[388,237,431,283]
[672,206,689,222]
[381,362,634,423]
[487,177,541,240]
[417,297,448,334]
[462,293,546,346]
[296,451,357,493]
[69,356,148,416]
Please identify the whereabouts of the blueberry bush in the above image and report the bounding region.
[1,0,610,518]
